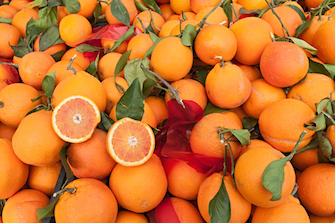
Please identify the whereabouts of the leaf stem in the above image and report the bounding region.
[67,54,77,74]
[265,0,291,37]
[322,110,335,125]
[199,0,224,28]
[53,187,76,198]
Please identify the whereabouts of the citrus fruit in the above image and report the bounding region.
[313,19,335,65]
[115,210,149,223]
[169,197,204,222]
[0,23,20,58]
[52,95,101,143]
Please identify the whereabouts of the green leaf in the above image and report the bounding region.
[36,196,60,221]
[26,0,44,7]
[287,37,317,55]
[193,69,209,86]
[209,174,231,223]
[218,128,251,147]
[317,131,335,162]
[60,0,80,14]
[222,0,233,22]
[262,131,306,201]
[85,54,100,78]
[148,30,159,43]
[97,111,114,132]
[295,136,319,155]
[91,2,102,25]
[59,144,73,182]
[11,37,31,58]
[284,5,306,21]
[181,24,197,49]
[115,78,145,121]
[39,24,63,51]
[51,49,66,61]
[0,17,12,24]
[142,0,162,14]
[42,71,56,96]
[144,36,164,57]
[34,6,58,29]
[141,64,159,98]
[323,64,335,79]
[48,0,63,7]
[316,98,331,115]
[110,0,131,26]
[74,43,102,53]
[124,57,151,88]
[109,24,135,53]
[242,116,258,131]
[204,102,228,116]
[115,50,131,79]
[304,113,326,131]
[26,18,44,39]
[308,58,333,78]
[295,14,314,37]
[135,0,149,12]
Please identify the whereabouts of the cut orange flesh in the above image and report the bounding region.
[107,117,155,166]
[52,95,101,143]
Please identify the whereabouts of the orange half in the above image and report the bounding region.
[106,117,155,167]
[52,95,101,143]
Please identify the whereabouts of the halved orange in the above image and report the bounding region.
[52,95,101,143]
[106,117,155,166]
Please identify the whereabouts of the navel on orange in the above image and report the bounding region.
[52,95,101,143]
[106,117,155,167]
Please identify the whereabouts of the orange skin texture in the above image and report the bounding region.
[238,65,261,82]
[0,138,29,200]
[190,0,221,13]
[258,99,316,153]
[195,6,228,26]
[0,23,20,58]
[115,210,149,223]
[133,10,165,35]
[229,17,273,65]
[297,163,335,216]
[237,0,271,11]
[325,124,335,160]
[127,33,154,60]
[102,76,129,114]
[158,19,180,37]
[235,146,296,208]
[11,7,39,37]
[169,197,204,223]
[145,96,169,126]
[313,19,335,65]
[0,4,18,18]
[54,178,118,223]
[197,172,252,223]
[299,15,328,46]
[205,62,251,109]
[291,147,329,171]
[0,122,16,141]
[170,0,192,14]
[98,52,124,80]
[47,60,84,86]
[260,41,309,88]
[61,48,91,70]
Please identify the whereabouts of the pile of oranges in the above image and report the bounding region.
[1,0,335,222]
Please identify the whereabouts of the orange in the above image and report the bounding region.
[195,6,228,26]
[0,122,16,141]
[67,128,116,179]
[101,34,128,54]
[100,0,112,14]
[52,70,107,112]
[133,10,165,35]
[11,7,39,37]
[287,73,335,112]
[260,41,309,88]
[109,101,157,128]
[0,23,20,58]
[102,76,129,114]
[109,154,167,213]
[0,80,7,91]
[57,6,68,24]
[33,35,67,56]
[59,14,92,47]
[127,33,154,60]
[305,0,324,9]
[251,195,310,223]
[65,0,98,18]
[325,6,335,19]
[166,14,180,21]
[2,189,50,223]
[205,62,251,109]
[229,17,273,65]
[0,138,29,199]
[27,161,62,197]
[54,178,118,223]
[235,146,296,208]
[313,19,335,65]
[52,95,101,143]
[166,159,207,200]
[170,0,192,14]
[106,117,155,166]
[0,64,19,84]
[190,0,221,13]
[169,197,204,222]
[236,139,273,160]
[231,3,243,22]
[242,78,287,119]
[115,210,149,223]
[46,60,84,85]
[61,47,92,70]
[194,24,237,65]
[0,4,18,18]
[222,110,243,129]
[299,15,328,46]
[238,64,261,81]
[98,52,124,80]
[258,98,316,153]
[261,6,303,37]
[165,78,208,110]
[291,147,329,171]
[237,0,271,11]
[179,11,196,20]
[144,96,168,126]
[169,19,200,36]
[151,36,193,82]
[9,0,33,10]
[12,110,67,166]
[280,1,304,12]
[325,125,335,158]
[105,0,138,25]
[309,213,335,222]
[189,112,242,160]
[159,3,176,20]
[297,163,335,216]
[0,83,41,128]
[197,172,252,223]
[19,51,56,89]
[231,106,247,121]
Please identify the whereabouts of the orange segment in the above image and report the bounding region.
[107,117,155,167]
[52,95,101,143]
